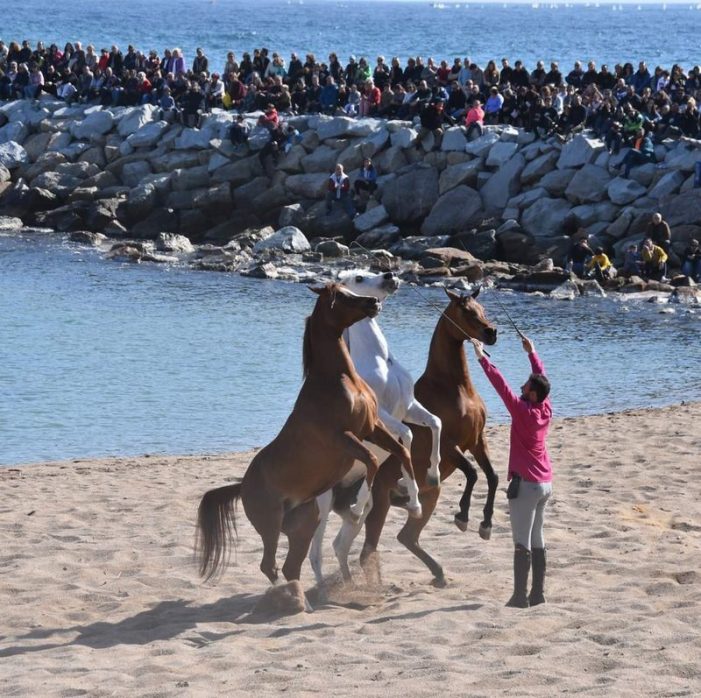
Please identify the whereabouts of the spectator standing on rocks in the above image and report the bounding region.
[646,212,672,255]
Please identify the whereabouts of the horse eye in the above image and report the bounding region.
[355,276,364,283]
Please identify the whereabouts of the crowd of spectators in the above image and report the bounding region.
[1,39,701,143]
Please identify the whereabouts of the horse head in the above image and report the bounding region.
[337,269,400,305]
[308,282,381,329]
[443,287,498,345]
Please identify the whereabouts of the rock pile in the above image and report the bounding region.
[2,97,701,297]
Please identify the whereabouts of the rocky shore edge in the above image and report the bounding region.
[1,98,701,301]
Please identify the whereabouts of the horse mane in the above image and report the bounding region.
[302,315,312,379]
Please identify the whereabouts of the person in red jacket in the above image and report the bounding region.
[473,334,553,608]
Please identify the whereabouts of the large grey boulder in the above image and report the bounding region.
[564,164,611,204]
[360,127,390,157]
[607,177,647,205]
[354,204,389,233]
[355,224,401,249]
[480,153,526,211]
[486,141,519,168]
[0,142,29,169]
[174,127,212,150]
[0,215,24,230]
[315,116,356,141]
[210,155,262,185]
[556,134,605,169]
[149,149,201,173]
[121,161,153,188]
[648,170,686,200]
[301,145,340,173]
[664,144,701,172]
[520,150,559,185]
[441,127,467,152]
[156,232,194,253]
[390,127,418,149]
[172,165,210,192]
[421,186,483,236]
[439,159,481,195]
[660,190,701,227]
[465,131,499,157]
[539,167,576,196]
[508,187,548,211]
[116,105,157,137]
[570,201,619,227]
[253,226,310,254]
[126,182,157,221]
[374,145,408,174]
[285,172,329,199]
[451,228,497,260]
[0,163,11,183]
[381,165,439,224]
[0,121,30,146]
[521,197,572,238]
[127,121,170,148]
[70,110,115,139]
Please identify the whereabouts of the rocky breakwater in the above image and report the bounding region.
[1,97,701,299]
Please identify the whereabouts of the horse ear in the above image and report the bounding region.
[445,288,461,302]
[308,285,325,296]
[471,285,481,299]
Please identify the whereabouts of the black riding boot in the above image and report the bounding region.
[529,547,546,606]
[506,545,531,608]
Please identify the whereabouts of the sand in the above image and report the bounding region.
[1,402,700,697]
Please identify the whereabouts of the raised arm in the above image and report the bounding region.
[522,336,546,375]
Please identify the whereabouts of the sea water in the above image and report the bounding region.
[2,1,700,78]
[1,232,699,465]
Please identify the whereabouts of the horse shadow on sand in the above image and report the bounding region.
[0,580,483,658]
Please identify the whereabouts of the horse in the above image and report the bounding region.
[308,269,442,585]
[315,287,498,586]
[195,283,416,590]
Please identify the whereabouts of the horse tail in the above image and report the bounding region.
[196,483,242,581]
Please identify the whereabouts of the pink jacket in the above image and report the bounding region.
[478,352,552,483]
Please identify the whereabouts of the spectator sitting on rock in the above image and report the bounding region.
[586,247,616,283]
[681,238,701,282]
[359,78,381,117]
[180,81,204,127]
[320,76,339,115]
[534,96,558,139]
[229,114,250,145]
[353,157,378,204]
[556,93,586,140]
[326,163,355,218]
[621,243,642,277]
[159,85,178,122]
[567,236,594,278]
[483,85,503,124]
[464,97,485,140]
[205,72,224,110]
[417,98,450,150]
[614,129,655,178]
[640,237,668,281]
[257,102,279,130]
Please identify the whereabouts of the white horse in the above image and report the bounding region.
[309,269,442,584]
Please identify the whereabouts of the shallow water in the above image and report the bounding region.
[3,1,700,80]
[0,232,698,465]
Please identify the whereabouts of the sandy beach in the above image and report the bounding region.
[1,402,700,697]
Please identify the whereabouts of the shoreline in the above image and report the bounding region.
[2,400,699,470]
[2,401,700,695]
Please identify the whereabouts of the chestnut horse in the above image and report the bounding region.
[359,287,499,585]
[196,283,414,588]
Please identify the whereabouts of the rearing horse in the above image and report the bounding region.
[360,287,499,585]
[196,283,415,588]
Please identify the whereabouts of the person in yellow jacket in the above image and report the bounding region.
[640,237,668,281]
[586,247,616,281]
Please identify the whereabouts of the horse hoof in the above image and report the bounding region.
[454,514,468,532]
[408,505,423,519]
[479,523,492,541]
[426,474,441,488]
[431,576,447,589]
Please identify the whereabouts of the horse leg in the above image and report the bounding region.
[402,399,442,487]
[396,486,445,585]
[367,421,421,519]
[281,499,320,583]
[334,493,373,583]
[375,410,422,517]
[469,435,499,541]
[335,431,380,520]
[243,491,283,583]
[309,490,333,586]
[451,446,479,533]
[359,477,393,584]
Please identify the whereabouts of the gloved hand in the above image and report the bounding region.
[472,339,486,360]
